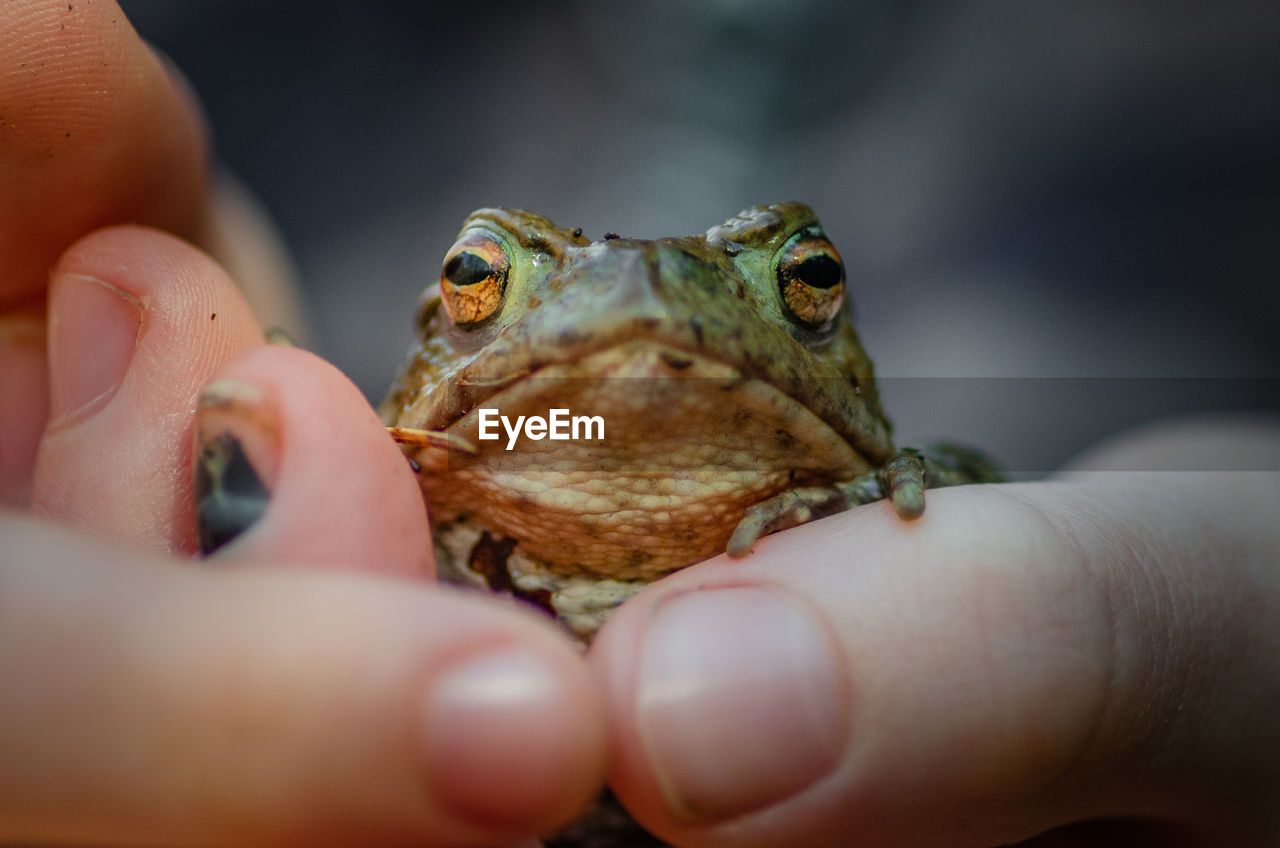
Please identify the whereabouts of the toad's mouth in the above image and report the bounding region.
[395,312,894,470]
[410,339,873,482]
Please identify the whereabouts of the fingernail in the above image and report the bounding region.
[635,586,848,821]
[193,380,279,556]
[421,647,578,827]
[47,273,142,428]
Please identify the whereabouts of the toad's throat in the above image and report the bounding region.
[411,341,871,577]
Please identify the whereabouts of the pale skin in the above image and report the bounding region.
[1,2,1277,846]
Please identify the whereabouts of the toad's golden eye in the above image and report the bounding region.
[440,234,509,325]
[776,237,845,326]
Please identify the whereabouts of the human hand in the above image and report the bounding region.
[0,0,297,506]
[0,3,604,844]
[590,421,1280,846]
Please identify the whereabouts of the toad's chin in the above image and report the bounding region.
[403,340,872,577]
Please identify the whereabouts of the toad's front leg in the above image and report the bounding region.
[727,446,1003,557]
[726,466,896,558]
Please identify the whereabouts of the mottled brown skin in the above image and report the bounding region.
[382,203,995,641]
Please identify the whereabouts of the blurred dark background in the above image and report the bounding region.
[122,1,1279,471]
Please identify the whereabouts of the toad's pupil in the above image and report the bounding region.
[445,251,493,287]
[796,254,842,289]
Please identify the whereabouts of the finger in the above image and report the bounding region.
[590,479,1280,846]
[192,343,431,574]
[0,176,303,506]
[0,304,46,505]
[0,0,306,501]
[31,225,263,551]
[0,0,209,497]
[0,0,207,307]
[0,514,606,846]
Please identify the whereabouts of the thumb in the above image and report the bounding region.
[589,475,1280,846]
[0,514,605,846]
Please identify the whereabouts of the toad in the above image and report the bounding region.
[380,203,999,642]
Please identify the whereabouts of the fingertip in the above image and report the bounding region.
[422,620,609,833]
[590,580,854,845]
[216,574,608,843]
[0,0,208,303]
[194,344,431,574]
[33,225,262,549]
